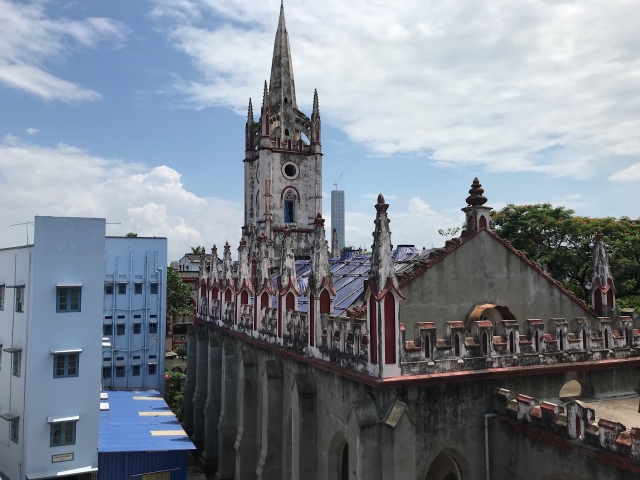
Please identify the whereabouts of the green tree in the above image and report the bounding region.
[190,246,203,255]
[166,267,194,319]
[492,204,640,306]
[174,345,187,361]
[438,227,461,239]
[165,371,186,421]
[126,232,138,237]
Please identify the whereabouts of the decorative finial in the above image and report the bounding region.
[466,177,487,206]
[375,193,389,213]
[240,237,247,247]
[595,231,604,242]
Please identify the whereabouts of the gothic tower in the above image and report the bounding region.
[243,3,322,263]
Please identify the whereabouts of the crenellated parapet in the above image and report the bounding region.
[493,387,640,462]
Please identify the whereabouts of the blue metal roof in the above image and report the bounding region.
[99,390,195,453]
[272,245,429,316]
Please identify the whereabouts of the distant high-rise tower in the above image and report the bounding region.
[331,189,345,252]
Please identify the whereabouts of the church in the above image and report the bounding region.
[183,4,640,479]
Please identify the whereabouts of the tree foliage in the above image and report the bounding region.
[165,371,186,421]
[126,232,138,237]
[166,266,194,318]
[491,204,640,306]
[190,246,203,254]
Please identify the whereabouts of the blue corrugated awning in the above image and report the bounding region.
[99,390,195,452]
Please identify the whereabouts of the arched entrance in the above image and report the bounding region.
[559,379,593,401]
[328,432,349,480]
[425,451,462,480]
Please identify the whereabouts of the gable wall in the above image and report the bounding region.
[400,230,593,340]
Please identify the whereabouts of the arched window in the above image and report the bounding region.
[285,128,289,135]
[534,330,540,353]
[240,291,248,305]
[509,330,515,354]
[284,190,296,223]
[425,336,431,359]
[224,289,232,302]
[582,329,587,350]
[575,413,582,438]
[479,215,487,229]
[340,443,348,480]
[604,327,610,349]
[482,332,488,355]
[559,331,565,351]
[320,290,331,315]
[384,294,396,364]
[454,333,461,357]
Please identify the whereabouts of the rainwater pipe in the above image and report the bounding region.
[485,412,497,480]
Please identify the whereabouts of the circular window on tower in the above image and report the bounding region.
[282,162,299,179]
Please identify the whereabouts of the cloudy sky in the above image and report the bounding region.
[1,0,639,260]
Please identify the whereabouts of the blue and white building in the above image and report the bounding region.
[0,216,105,480]
[102,237,167,394]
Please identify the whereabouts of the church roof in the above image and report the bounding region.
[270,245,428,315]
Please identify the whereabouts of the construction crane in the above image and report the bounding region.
[333,172,343,190]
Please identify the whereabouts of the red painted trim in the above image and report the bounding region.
[195,320,640,389]
[310,294,315,347]
[384,294,396,364]
[369,296,378,365]
[278,295,282,337]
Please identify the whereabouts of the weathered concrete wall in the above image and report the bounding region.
[192,326,640,480]
[490,417,637,480]
[400,230,594,340]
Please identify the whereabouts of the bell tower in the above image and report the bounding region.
[243,2,322,262]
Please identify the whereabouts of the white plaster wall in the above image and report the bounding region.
[25,216,105,479]
[0,245,31,480]
[104,237,168,393]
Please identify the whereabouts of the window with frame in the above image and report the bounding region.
[116,324,125,336]
[116,366,125,377]
[0,285,4,310]
[284,190,296,223]
[15,286,24,312]
[102,367,111,379]
[105,283,113,295]
[54,353,78,378]
[50,421,76,447]
[133,323,141,334]
[12,351,21,377]
[148,364,157,375]
[10,417,18,444]
[57,287,81,312]
[135,283,143,295]
[150,283,159,294]
[149,323,158,334]
[132,365,140,376]
[103,324,113,336]
[118,283,127,295]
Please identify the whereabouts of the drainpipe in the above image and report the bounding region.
[485,412,497,480]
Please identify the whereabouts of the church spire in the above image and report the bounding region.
[369,194,399,298]
[269,2,297,111]
[591,231,615,317]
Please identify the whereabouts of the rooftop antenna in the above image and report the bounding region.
[333,171,343,190]
[8,221,34,245]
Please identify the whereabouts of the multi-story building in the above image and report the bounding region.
[331,189,345,253]
[102,237,167,393]
[0,216,105,480]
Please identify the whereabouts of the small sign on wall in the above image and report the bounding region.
[52,453,74,463]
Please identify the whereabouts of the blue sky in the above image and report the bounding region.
[1,0,639,260]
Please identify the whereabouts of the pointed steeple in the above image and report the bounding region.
[311,89,321,150]
[269,2,297,111]
[591,231,615,316]
[238,238,252,290]
[247,98,254,122]
[369,194,399,297]
[222,242,234,284]
[209,245,220,285]
[311,213,333,294]
[198,246,207,280]
[279,227,297,292]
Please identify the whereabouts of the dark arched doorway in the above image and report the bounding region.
[425,451,462,480]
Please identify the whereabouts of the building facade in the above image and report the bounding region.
[0,217,105,480]
[331,189,345,253]
[102,237,167,393]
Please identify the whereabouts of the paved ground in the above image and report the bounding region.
[583,395,640,428]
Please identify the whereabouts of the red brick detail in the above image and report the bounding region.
[384,294,396,364]
[405,341,422,352]
[516,394,533,403]
[616,432,632,448]
[531,406,542,418]
[369,296,377,364]
[540,402,557,412]
[476,321,493,328]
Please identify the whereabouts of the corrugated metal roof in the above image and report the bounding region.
[99,390,195,453]
[273,246,427,316]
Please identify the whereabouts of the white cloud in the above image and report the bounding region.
[25,127,38,135]
[344,197,457,251]
[152,0,640,179]
[609,163,640,183]
[0,0,128,101]
[0,135,242,261]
